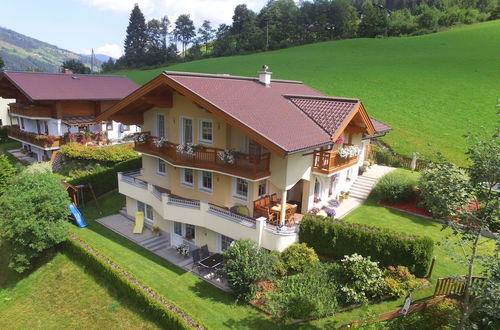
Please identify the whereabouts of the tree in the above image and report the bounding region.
[61,59,90,74]
[358,1,389,37]
[419,132,499,329]
[0,163,70,273]
[0,56,4,69]
[197,20,215,53]
[173,14,196,56]
[101,58,115,72]
[231,4,263,52]
[0,154,16,195]
[123,4,147,67]
[329,0,359,39]
[145,18,168,66]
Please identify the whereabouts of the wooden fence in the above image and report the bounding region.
[434,276,488,296]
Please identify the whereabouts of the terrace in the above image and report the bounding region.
[134,135,271,180]
[312,147,359,175]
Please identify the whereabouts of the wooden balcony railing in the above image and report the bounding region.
[312,149,358,174]
[134,136,271,180]
[9,104,54,118]
[7,126,62,149]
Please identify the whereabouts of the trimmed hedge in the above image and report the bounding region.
[373,170,418,203]
[68,157,141,201]
[61,142,138,163]
[298,215,434,277]
[63,238,198,330]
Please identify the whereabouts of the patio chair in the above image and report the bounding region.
[191,248,204,273]
[285,204,298,224]
[271,193,278,205]
[264,195,271,207]
[200,244,210,259]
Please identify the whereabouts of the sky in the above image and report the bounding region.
[0,0,267,59]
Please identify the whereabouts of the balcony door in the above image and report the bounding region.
[156,114,165,138]
[181,117,193,144]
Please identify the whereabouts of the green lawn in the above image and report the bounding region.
[0,244,160,329]
[69,188,495,328]
[0,139,23,168]
[117,21,500,165]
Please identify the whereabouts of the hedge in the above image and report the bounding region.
[68,157,141,201]
[63,237,200,330]
[61,142,138,163]
[298,215,434,277]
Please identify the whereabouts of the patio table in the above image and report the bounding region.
[199,253,223,269]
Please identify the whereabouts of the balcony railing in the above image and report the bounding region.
[312,149,358,174]
[7,125,62,149]
[134,136,271,180]
[9,103,54,118]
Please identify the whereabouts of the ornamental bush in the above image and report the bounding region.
[299,216,434,277]
[280,242,319,274]
[0,164,70,272]
[223,240,278,301]
[374,170,418,203]
[60,142,138,164]
[419,162,471,218]
[0,154,16,195]
[383,265,422,298]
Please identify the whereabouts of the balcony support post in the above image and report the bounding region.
[256,217,266,247]
[280,189,287,227]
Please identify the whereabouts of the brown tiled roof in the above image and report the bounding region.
[62,116,97,126]
[287,95,360,136]
[0,71,139,101]
[370,117,392,135]
[166,72,332,153]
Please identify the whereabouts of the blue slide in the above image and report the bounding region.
[70,203,88,228]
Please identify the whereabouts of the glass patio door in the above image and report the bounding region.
[181,118,193,144]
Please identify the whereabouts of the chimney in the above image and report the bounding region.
[258,65,272,87]
[63,69,73,74]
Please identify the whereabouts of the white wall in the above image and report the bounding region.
[0,97,15,126]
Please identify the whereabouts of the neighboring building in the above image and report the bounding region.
[96,70,391,252]
[0,71,141,162]
[0,97,16,126]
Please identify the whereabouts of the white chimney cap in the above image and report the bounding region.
[259,65,272,87]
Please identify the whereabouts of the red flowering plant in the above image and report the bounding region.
[335,135,345,145]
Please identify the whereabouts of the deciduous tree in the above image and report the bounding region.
[173,14,196,56]
[61,59,90,74]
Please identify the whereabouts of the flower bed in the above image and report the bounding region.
[379,197,433,218]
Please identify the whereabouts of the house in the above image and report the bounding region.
[0,97,16,126]
[0,71,141,162]
[96,69,391,252]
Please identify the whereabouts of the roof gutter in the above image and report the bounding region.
[285,141,333,156]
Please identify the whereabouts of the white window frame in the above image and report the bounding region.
[180,116,193,144]
[198,171,213,194]
[219,234,235,252]
[198,119,213,145]
[233,178,249,201]
[157,159,166,176]
[156,113,165,137]
[136,201,153,221]
[180,168,194,188]
[258,180,267,197]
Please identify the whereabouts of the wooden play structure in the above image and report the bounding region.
[62,180,100,212]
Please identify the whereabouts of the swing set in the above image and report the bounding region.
[62,181,101,212]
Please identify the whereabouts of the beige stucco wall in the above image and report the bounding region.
[0,97,15,126]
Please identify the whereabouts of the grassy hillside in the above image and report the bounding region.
[0,27,101,73]
[0,247,158,329]
[120,21,500,165]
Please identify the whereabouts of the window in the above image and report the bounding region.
[43,121,49,135]
[181,117,193,144]
[106,122,113,131]
[20,117,25,129]
[157,159,166,175]
[314,178,321,198]
[220,235,235,252]
[258,181,267,197]
[123,124,130,131]
[199,171,212,193]
[199,120,213,144]
[185,224,195,240]
[234,178,248,200]
[174,221,182,236]
[181,168,194,187]
[156,114,165,137]
[137,201,153,220]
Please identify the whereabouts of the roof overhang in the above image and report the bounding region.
[330,103,376,141]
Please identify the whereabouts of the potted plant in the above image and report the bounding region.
[176,243,190,258]
[344,191,350,199]
[150,225,161,236]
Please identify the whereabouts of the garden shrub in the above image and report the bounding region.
[0,154,16,195]
[0,164,70,272]
[68,157,141,201]
[280,242,319,274]
[60,142,138,163]
[265,262,339,321]
[383,265,422,298]
[223,240,278,301]
[299,215,434,277]
[63,238,195,330]
[374,170,418,203]
[419,162,471,218]
[338,254,385,304]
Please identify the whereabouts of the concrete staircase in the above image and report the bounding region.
[348,175,378,200]
[140,235,170,252]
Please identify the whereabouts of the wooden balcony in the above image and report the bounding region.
[134,136,271,180]
[7,126,62,149]
[9,104,54,118]
[312,149,358,175]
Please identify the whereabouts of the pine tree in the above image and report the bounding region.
[124,4,147,67]
[0,56,4,69]
[173,14,196,56]
[198,20,215,53]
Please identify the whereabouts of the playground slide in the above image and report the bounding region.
[70,203,88,228]
[133,211,144,234]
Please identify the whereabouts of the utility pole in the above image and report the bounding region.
[266,20,269,51]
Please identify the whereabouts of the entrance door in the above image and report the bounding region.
[171,222,196,247]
